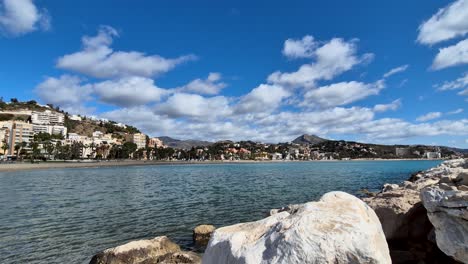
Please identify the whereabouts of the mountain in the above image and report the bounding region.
[292,134,329,145]
[158,136,213,149]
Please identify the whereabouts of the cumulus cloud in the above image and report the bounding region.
[373,99,402,112]
[179,72,227,95]
[34,75,93,114]
[0,0,50,36]
[155,93,232,120]
[416,112,442,122]
[93,77,169,107]
[417,0,468,45]
[235,84,291,114]
[302,80,384,108]
[383,65,409,78]
[282,35,317,59]
[57,26,196,78]
[431,39,468,70]
[268,37,373,89]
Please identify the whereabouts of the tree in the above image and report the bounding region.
[29,141,40,163]
[14,143,20,157]
[10,98,18,103]
[122,142,137,158]
[1,140,8,159]
[45,142,55,160]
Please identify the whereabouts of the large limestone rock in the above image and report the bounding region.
[203,191,391,264]
[421,179,468,263]
[363,185,435,243]
[89,236,201,264]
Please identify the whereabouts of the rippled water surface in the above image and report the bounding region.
[0,160,442,264]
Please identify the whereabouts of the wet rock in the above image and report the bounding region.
[89,236,201,264]
[193,224,215,248]
[203,191,391,264]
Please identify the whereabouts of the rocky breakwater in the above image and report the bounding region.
[420,160,468,263]
[89,236,201,264]
[364,158,468,264]
[203,191,391,264]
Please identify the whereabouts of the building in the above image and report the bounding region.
[32,124,67,137]
[148,137,166,148]
[69,115,82,121]
[0,121,34,155]
[425,152,441,159]
[0,127,10,156]
[126,133,147,149]
[395,147,410,157]
[31,110,65,125]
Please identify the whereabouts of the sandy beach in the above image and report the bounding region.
[0,158,442,172]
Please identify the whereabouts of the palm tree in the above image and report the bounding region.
[14,143,21,158]
[1,140,9,160]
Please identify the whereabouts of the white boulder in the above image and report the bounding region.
[203,191,391,264]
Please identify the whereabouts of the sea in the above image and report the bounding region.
[0,160,442,264]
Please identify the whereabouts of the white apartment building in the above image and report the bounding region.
[69,115,82,121]
[31,110,65,125]
[126,133,147,149]
[32,124,67,137]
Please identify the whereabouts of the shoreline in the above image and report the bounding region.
[0,158,444,172]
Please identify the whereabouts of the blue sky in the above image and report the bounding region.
[0,0,467,146]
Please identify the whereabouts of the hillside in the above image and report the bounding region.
[158,136,213,149]
[292,134,328,145]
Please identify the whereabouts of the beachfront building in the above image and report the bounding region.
[126,133,147,149]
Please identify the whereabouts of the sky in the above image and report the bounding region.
[0,0,467,147]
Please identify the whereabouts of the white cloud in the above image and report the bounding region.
[268,37,373,88]
[179,72,227,95]
[417,0,468,45]
[282,35,316,59]
[93,77,169,107]
[437,72,468,90]
[302,80,384,108]
[155,93,231,119]
[57,26,196,78]
[431,39,468,70]
[447,108,464,115]
[373,99,402,112]
[235,84,290,114]
[383,65,409,78]
[0,0,49,36]
[416,112,442,122]
[34,75,93,114]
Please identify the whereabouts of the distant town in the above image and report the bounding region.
[0,99,466,162]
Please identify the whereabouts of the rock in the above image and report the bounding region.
[421,184,468,263]
[459,185,468,191]
[89,236,201,264]
[383,183,399,192]
[203,191,391,264]
[439,183,458,191]
[439,175,455,184]
[364,188,431,241]
[455,172,468,186]
[193,224,216,248]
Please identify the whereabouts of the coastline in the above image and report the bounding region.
[0,158,444,172]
